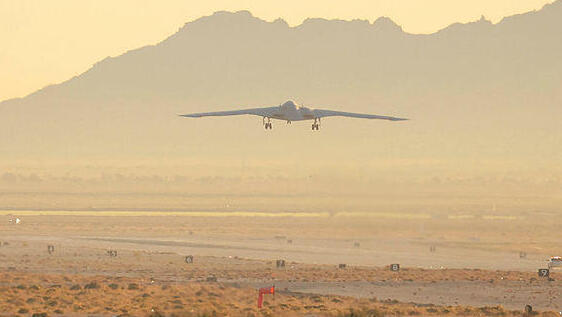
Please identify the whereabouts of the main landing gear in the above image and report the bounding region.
[263,117,272,130]
[312,118,320,130]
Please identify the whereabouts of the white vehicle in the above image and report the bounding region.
[548,256,562,269]
[179,100,407,130]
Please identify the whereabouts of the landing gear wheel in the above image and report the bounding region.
[312,118,320,130]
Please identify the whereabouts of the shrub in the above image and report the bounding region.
[84,282,99,289]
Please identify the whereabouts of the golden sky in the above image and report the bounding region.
[0,0,554,102]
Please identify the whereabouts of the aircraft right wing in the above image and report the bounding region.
[312,109,408,121]
[178,107,278,118]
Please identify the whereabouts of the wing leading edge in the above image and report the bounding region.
[178,107,277,118]
[312,109,408,121]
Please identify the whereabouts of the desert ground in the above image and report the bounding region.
[1,210,561,316]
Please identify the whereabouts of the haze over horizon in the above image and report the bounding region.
[1,1,561,213]
[0,0,556,102]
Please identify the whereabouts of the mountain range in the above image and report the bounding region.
[1,2,561,170]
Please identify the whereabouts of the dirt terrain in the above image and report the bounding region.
[1,212,561,316]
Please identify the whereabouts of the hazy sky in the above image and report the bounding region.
[0,0,554,102]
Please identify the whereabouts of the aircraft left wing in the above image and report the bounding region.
[179,107,278,118]
[312,109,408,121]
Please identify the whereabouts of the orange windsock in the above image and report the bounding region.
[257,285,275,308]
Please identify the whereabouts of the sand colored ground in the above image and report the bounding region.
[1,272,560,317]
[0,213,561,316]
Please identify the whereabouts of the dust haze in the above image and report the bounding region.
[1,2,561,316]
[1,2,561,213]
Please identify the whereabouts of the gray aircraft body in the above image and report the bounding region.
[179,100,407,130]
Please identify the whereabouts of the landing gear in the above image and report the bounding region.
[312,118,320,130]
[263,117,272,130]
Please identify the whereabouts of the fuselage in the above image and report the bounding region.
[269,100,315,121]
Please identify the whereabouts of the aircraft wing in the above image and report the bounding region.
[312,109,408,121]
[179,107,278,118]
